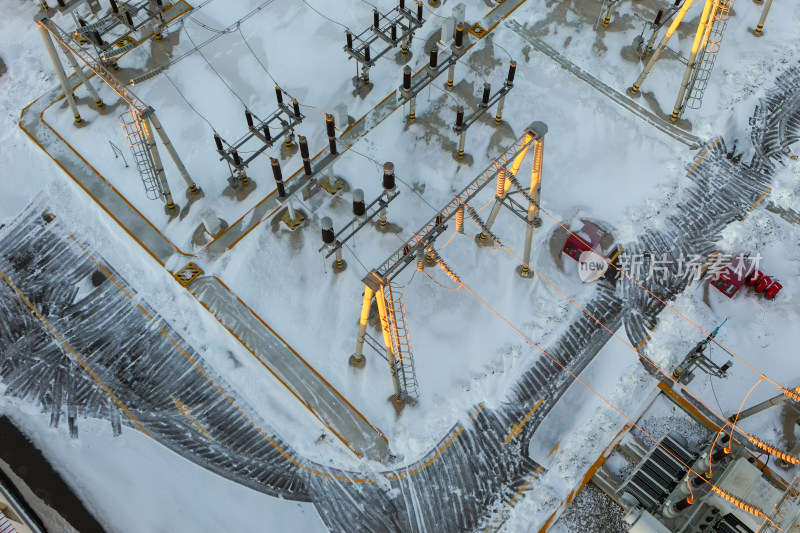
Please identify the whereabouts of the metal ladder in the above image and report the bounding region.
[119,109,162,200]
[684,0,733,111]
[383,283,419,402]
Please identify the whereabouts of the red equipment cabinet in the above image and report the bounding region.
[746,269,763,287]
[710,256,751,298]
[765,281,782,300]
[563,222,605,262]
[754,275,772,294]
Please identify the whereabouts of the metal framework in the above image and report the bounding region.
[349,124,548,403]
[345,1,425,86]
[629,0,732,122]
[214,88,305,186]
[37,13,197,209]
[320,192,401,259]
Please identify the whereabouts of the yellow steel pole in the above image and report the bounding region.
[671,0,718,121]
[351,286,374,367]
[630,0,698,95]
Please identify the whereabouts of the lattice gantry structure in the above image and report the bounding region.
[348,123,550,407]
[345,0,425,88]
[628,0,733,122]
[36,5,198,212]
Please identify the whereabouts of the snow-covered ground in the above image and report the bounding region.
[2,0,800,531]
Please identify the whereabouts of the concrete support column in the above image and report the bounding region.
[148,111,198,193]
[39,22,82,124]
[754,0,774,36]
[58,42,104,109]
[630,0,697,95]
[446,63,455,90]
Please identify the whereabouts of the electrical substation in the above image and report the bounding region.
[3,0,800,531]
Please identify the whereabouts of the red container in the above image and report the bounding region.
[746,269,763,287]
[765,281,782,300]
[755,275,772,294]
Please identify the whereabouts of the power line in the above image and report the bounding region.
[236,25,278,86]
[184,19,247,108]
[162,71,217,132]
[300,0,350,31]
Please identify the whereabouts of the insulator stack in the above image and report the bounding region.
[57,0,66,6]
[711,487,766,519]
[429,48,438,69]
[271,157,286,197]
[403,66,411,91]
[104,42,137,57]
[352,189,366,217]
[496,170,506,196]
[231,149,241,167]
[364,43,371,63]
[262,125,272,143]
[654,9,664,26]
[245,109,254,128]
[400,0,405,9]
[383,162,396,191]
[506,61,516,87]
[481,83,491,108]
[124,11,133,29]
[110,0,119,13]
[321,217,335,245]
[455,24,464,48]
[292,99,301,119]
[748,436,800,464]
[275,85,283,105]
[373,10,380,29]
[346,30,353,50]
[783,386,800,402]
[456,206,464,232]
[417,2,423,23]
[436,257,462,284]
[129,67,164,85]
[391,24,397,42]
[326,114,338,155]
[299,136,312,175]
[455,106,464,131]
[214,133,224,151]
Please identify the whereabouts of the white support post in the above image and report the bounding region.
[494,94,506,125]
[58,42,104,109]
[39,21,82,124]
[754,0,774,36]
[409,96,416,122]
[147,110,199,193]
[446,63,455,90]
[457,130,467,159]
